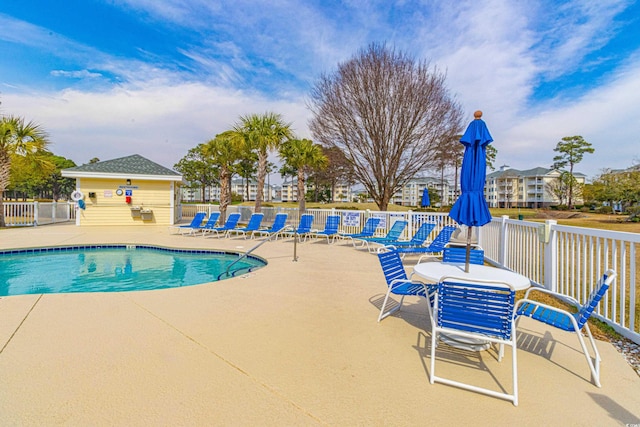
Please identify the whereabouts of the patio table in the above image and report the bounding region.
[413,261,532,350]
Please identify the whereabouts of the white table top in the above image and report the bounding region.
[413,262,531,291]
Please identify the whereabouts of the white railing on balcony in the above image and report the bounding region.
[2,201,75,226]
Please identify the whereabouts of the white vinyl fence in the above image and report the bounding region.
[2,201,75,226]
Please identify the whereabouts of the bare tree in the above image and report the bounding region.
[313,146,355,203]
[308,43,464,211]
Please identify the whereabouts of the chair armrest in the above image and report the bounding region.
[416,254,441,264]
[515,298,579,327]
[523,286,580,306]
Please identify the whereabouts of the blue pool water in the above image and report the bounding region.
[0,245,266,296]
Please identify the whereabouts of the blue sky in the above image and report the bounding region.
[1,0,639,182]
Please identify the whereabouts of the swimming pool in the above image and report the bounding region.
[0,245,266,296]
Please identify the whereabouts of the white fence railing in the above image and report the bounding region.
[2,201,75,226]
[482,216,639,343]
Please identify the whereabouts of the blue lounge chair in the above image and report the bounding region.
[338,217,381,246]
[252,213,288,239]
[376,247,436,322]
[226,213,264,239]
[203,212,241,238]
[183,212,220,236]
[515,269,616,387]
[168,212,206,234]
[355,220,408,252]
[431,277,519,406]
[308,215,341,243]
[279,213,314,240]
[372,222,436,251]
[386,225,457,260]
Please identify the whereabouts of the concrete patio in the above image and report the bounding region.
[1,224,639,426]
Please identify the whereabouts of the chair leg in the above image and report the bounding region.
[378,291,404,322]
[580,323,602,387]
[511,333,519,406]
[430,328,437,384]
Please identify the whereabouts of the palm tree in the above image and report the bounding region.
[0,116,50,227]
[235,112,292,213]
[201,131,246,221]
[279,138,328,213]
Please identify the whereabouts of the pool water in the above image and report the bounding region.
[0,245,266,296]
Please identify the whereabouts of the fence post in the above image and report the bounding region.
[33,201,39,226]
[498,215,509,267]
[544,219,558,292]
[52,201,57,223]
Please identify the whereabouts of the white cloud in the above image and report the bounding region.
[50,70,103,79]
[494,53,640,176]
[2,82,313,173]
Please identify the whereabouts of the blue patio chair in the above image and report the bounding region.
[226,213,264,239]
[203,212,241,238]
[376,247,436,322]
[355,220,408,252]
[338,217,381,246]
[182,212,220,236]
[168,212,206,234]
[442,245,484,265]
[278,213,314,240]
[431,277,519,406]
[308,215,341,243]
[385,225,457,260]
[252,213,288,239]
[515,269,616,387]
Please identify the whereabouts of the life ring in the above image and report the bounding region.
[71,190,84,201]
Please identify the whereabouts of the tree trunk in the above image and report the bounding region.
[254,152,267,213]
[0,196,5,227]
[219,168,230,222]
[568,164,574,209]
[297,170,306,213]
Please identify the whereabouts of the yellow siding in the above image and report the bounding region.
[77,178,175,226]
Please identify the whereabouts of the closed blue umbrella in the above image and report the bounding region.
[449,110,493,272]
[420,188,431,208]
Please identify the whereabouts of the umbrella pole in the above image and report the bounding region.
[465,227,472,273]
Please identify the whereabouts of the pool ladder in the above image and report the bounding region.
[219,226,296,280]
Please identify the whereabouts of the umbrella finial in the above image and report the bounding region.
[474,110,483,119]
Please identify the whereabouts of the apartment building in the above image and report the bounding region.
[280,178,355,202]
[181,179,274,202]
[391,177,451,207]
[485,166,586,208]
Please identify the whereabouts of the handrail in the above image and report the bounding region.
[220,227,286,279]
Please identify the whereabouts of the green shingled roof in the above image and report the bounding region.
[63,154,180,177]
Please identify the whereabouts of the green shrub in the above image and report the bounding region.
[597,206,613,214]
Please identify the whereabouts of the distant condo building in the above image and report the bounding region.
[180,165,587,209]
[485,166,586,208]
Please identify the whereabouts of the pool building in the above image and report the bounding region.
[62,154,184,226]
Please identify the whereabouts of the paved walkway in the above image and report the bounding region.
[1,224,639,426]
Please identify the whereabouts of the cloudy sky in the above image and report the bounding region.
[1,0,639,182]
